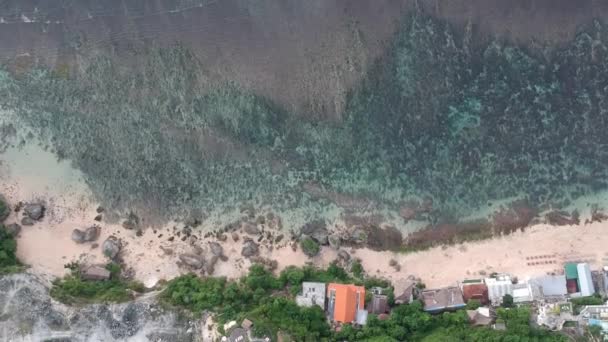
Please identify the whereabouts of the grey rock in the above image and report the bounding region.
[328,234,341,250]
[179,253,204,269]
[5,223,21,237]
[338,250,351,262]
[243,222,260,235]
[84,226,100,242]
[71,229,86,243]
[300,220,329,245]
[102,237,121,259]
[205,255,219,275]
[24,203,44,220]
[241,240,259,258]
[21,217,35,226]
[209,242,223,257]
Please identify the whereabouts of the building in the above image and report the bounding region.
[394,280,416,305]
[241,319,253,330]
[327,284,367,324]
[512,282,541,303]
[227,328,249,342]
[368,295,389,314]
[578,263,595,297]
[296,282,326,308]
[536,302,575,331]
[485,275,513,305]
[532,275,567,297]
[579,305,608,333]
[565,263,579,294]
[462,280,489,305]
[421,287,465,313]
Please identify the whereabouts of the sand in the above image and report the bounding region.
[2,141,608,291]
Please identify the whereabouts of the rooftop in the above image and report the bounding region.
[421,287,465,313]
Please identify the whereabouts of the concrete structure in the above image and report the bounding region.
[512,282,538,303]
[296,282,326,308]
[532,275,567,297]
[462,280,489,305]
[241,318,253,330]
[485,275,513,305]
[327,283,366,324]
[228,328,249,342]
[421,287,465,313]
[368,295,389,314]
[466,307,493,326]
[580,305,608,333]
[577,263,595,297]
[394,280,416,305]
[536,302,575,331]
[81,266,111,281]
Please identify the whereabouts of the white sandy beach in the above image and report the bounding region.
[2,142,608,292]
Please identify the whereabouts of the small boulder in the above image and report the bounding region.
[5,223,21,237]
[243,222,260,235]
[205,255,219,275]
[21,217,35,226]
[241,240,259,258]
[231,232,240,242]
[102,236,121,259]
[94,214,102,222]
[24,203,44,221]
[84,226,100,242]
[179,253,204,269]
[209,242,224,257]
[338,250,351,262]
[71,229,86,243]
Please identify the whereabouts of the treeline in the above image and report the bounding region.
[163,264,565,341]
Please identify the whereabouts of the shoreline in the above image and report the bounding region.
[2,142,608,293]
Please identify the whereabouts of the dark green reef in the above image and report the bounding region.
[2,12,608,224]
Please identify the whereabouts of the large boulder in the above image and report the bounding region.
[328,234,341,250]
[81,266,111,281]
[300,220,329,245]
[205,255,219,275]
[209,242,224,257]
[84,226,100,242]
[242,222,260,235]
[5,223,21,237]
[179,254,204,269]
[71,229,86,244]
[21,217,35,226]
[24,203,44,221]
[102,237,121,259]
[241,240,259,258]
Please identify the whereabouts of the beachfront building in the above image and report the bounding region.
[466,307,494,327]
[578,263,595,297]
[565,263,580,294]
[394,279,417,305]
[532,275,568,298]
[579,304,608,333]
[296,282,326,308]
[368,294,389,315]
[421,287,465,313]
[512,282,540,303]
[461,279,489,305]
[327,283,367,325]
[485,275,513,305]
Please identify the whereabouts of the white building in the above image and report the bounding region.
[296,282,326,308]
[485,275,513,304]
[512,282,541,303]
[578,263,595,297]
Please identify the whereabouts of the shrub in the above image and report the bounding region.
[50,262,144,304]
[300,237,320,257]
[0,224,19,273]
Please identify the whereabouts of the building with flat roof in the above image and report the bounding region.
[532,275,567,297]
[368,295,389,314]
[421,287,465,313]
[512,282,540,303]
[296,282,326,308]
[578,263,595,297]
[327,284,366,324]
[485,276,513,305]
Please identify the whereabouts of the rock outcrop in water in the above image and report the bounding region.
[0,273,200,341]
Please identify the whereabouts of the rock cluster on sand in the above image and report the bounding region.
[5,223,21,237]
[21,202,45,225]
[241,240,259,258]
[72,226,101,244]
[179,254,204,269]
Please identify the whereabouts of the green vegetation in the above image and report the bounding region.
[50,262,145,304]
[300,237,320,257]
[0,224,22,274]
[0,198,8,221]
[466,299,481,310]
[164,264,564,341]
[571,294,605,313]
[502,294,514,308]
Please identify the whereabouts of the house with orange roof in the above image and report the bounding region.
[327,283,367,325]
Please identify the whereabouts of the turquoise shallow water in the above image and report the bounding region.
[1,14,608,230]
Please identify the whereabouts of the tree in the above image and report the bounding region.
[501,294,514,308]
[466,299,481,310]
[300,237,320,257]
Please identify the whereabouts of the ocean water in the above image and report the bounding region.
[1,12,608,235]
